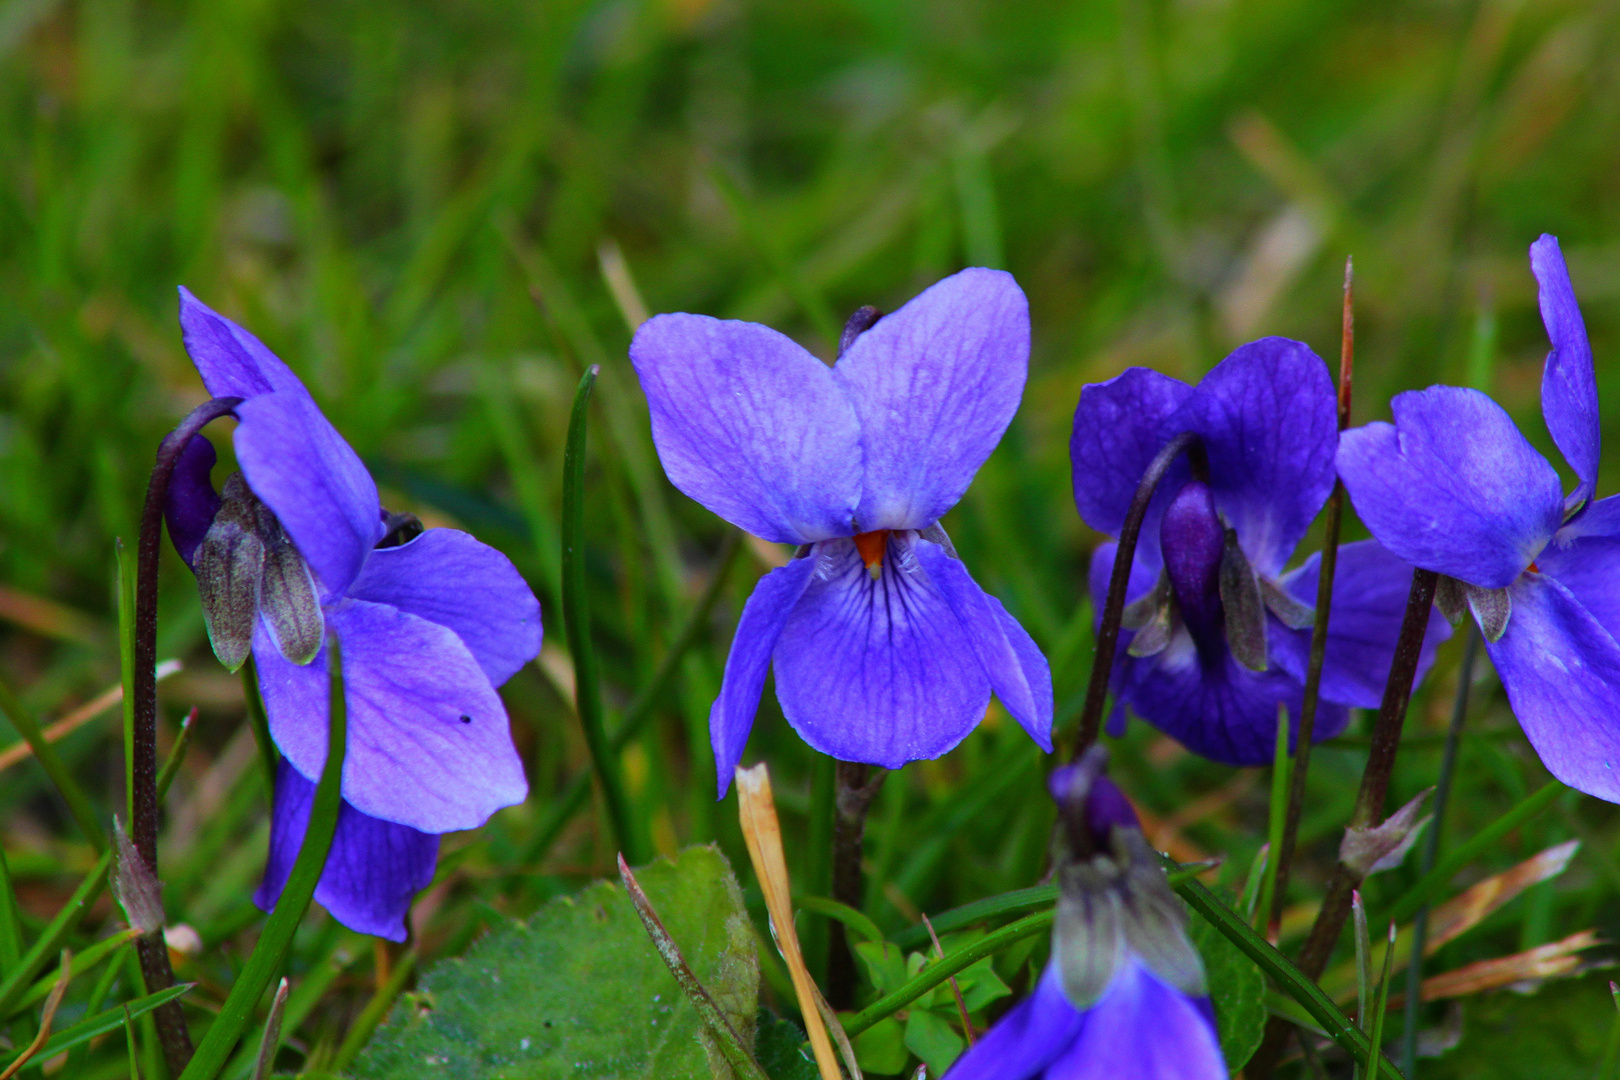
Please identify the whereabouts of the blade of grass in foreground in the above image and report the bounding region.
[0,984,193,1072]
[179,637,349,1080]
[560,365,646,866]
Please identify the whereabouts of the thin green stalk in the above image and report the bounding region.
[329,951,417,1073]
[0,673,106,853]
[560,366,645,865]
[0,984,192,1073]
[1387,779,1565,925]
[239,658,278,796]
[7,927,142,1016]
[178,637,349,1080]
[480,361,562,608]
[1364,922,1397,1080]
[1258,704,1291,934]
[63,945,126,1077]
[0,851,111,1017]
[0,845,20,973]
[1173,876,1403,1080]
[844,909,1054,1038]
[519,532,740,866]
[1401,625,1478,1075]
[156,708,197,802]
[1240,843,1270,924]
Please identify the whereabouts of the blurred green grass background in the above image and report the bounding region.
[2,0,1619,1075]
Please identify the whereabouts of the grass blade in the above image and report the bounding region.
[1,984,192,1071]
[178,636,349,1080]
[1173,874,1403,1079]
[560,365,645,865]
[1258,705,1291,936]
[0,672,106,852]
[329,950,416,1073]
[1364,923,1397,1079]
[0,851,111,1016]
[249,978,290,1080]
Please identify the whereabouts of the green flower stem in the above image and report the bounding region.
[1258,704,1292,934]
[561,366,647,866]
[178,636,349,1080]
[240,657,279,795]
[843,908,1054,1039]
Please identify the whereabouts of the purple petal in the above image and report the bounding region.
[1539,535,1620,640]
[1086,539,1168,676]
[1070,367,1194,567]
[943,965,1083,1080]
[772,535,992,768]
[710,556,818,797]
[233,392,384,598]
[255,759,438,942]
[1531,235,1599,509]
[629,313,862,544]
[914,541,1054,750]
[1486,573,1620,802]
[1166,338,1336,576]
[834,268,1029,532]
[164,434,220,567]
[1554,493,1620,544]
[178,287,310,400]
[1337,386,1564,589]
[254,598,527,833]
[1047,961,1225,1080]
[1119,631,1348,765]
[348,529,541,686]
[1271,540,1452,708]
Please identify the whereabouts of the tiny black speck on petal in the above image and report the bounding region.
[459,714,472,724]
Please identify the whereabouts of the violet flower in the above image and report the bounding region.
[629,269,1052,791]
[1071,339,1448,764]
[944,750,1224,1080]
[1338,234,1620,803]
[165,290,540,938]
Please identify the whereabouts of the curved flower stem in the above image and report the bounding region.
[1251,565,1438,1079]
[1068,429,1204,759]
[1269,256,1356,932]
[1400,624,1478,1075]
[827,760,885,1008]
[561,366,647,866]
[133,394,242,1074]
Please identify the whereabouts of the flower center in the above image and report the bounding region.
[853,529,890,577]
[1159,481,1226,647]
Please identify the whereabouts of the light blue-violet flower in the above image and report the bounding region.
[1338,234,1620,803]
[945,749,1224,1080]
[1071,339,1449,764]
[629,268,1053,791]
[164,290,540,939]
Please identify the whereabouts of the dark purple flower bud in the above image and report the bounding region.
[1160,481,1225,645]
[164,434,222,567]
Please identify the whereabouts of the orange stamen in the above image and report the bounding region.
[854,529,890,572]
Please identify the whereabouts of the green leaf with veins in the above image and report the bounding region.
[350,845,757,1080]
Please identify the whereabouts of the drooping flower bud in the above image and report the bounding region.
[1047,748,1206,1010]
[194,472,323,670]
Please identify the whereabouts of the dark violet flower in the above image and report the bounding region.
[629,269,1053,791]
[1338,234,1620,803]
[1071,339,1449,764]
[165,290,540,938]
[944,750,1224,1080]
